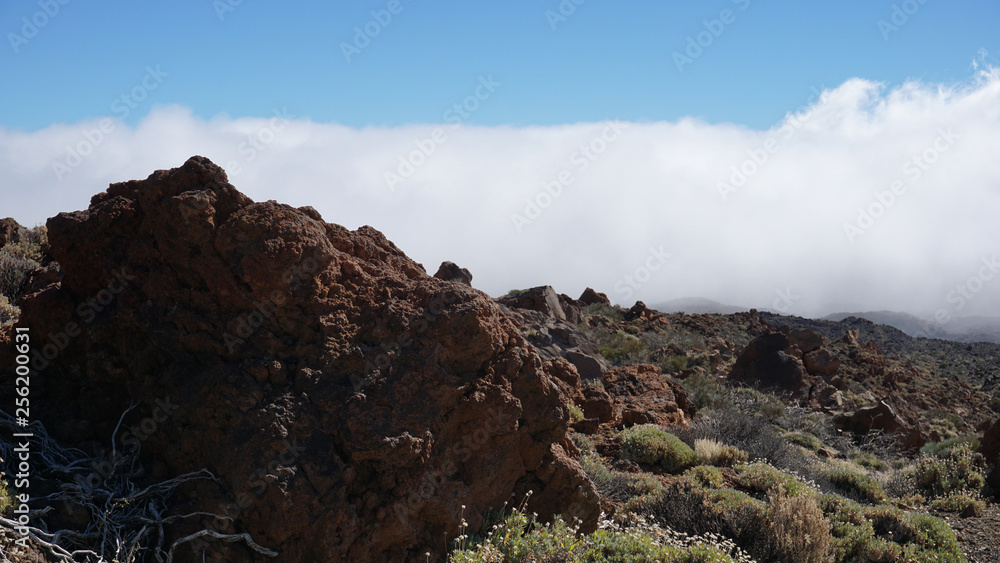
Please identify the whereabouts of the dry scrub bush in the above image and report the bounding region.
[767,489,833,563]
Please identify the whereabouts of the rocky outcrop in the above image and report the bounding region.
[602,364,695,428]
[497,285,581,324]
[0,218,23,248]
[578,287,610,307]
[433,260,472,286]
[552,362,694,434]
[7,157,599,562]
[803,348,841,377]
[834,401,925,452]
[728,332,812,392]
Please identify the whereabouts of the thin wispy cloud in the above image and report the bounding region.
[3,69,999,320]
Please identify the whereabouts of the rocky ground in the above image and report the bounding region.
[940,503,1000,563]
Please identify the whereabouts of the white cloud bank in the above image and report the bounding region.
[2,69,1000,322]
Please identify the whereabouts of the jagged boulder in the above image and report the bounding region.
[790,328,825,354]
[578,287,610,307]
[834,401,925,452]
[565,350,605,383]
[497,285,580,322]
[433,260,472,286]
[0,218,22,248]
[7,156,599,562]
[728,332,812,392]
[602,364,695,428]
[803,348,841,377]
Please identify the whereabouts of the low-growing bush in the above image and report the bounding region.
[729,387,785,422]
[929,492,986,517]
[850,452,889,471]
[785,432,823,452]
[913,442,987,498]
[567,404,584,423]
[0,294,18,326]
[692,438,751,468]
[597,330,647,365]
[735,462,811,498]
[681,409,795,470]
[0,252,39,303]
[582,302,625,322]
[570,433,594,456]
[581,453,665,504]
[684,465,725,489]
[0,478,12,517]
[826,469,887,504]
[450,498,744,562]
[679,372,733,411]
[818,495,964,562]
[767,489,833,563]
[921,435,980,457]
[635,482,774,561]
[620,425,696,473]
[1,224,47,262]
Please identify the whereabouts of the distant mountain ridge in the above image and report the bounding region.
[824,310,1000,344]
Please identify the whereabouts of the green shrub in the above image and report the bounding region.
[684,409,795,470]
[715,446,750,468]
[735,462,811,497]
[730,387,785,421]
[818,497,964,563]
[863,506,963,561]
[0,252,39,303]
[619,425,696,472]
[929,492,986,517]
[635,482,773,561]
[680,372,732,411]
[582,302,625,322]
[913,442,987,498]
[567,404,584,423]
[581,453,664,503]
[826,469,887,504]
[921,435,980,457]
[449,500,742,562]
[0,478,12,517]
[664,354,688,374]
[598,331,647,365]
[1,225,47,262]
[0,294,18,326]
[684,465,725,489]
[850,452,889,471]
[785,432,823,451]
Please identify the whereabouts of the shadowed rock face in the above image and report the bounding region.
[728,332,811,392]
[12,156,599,562]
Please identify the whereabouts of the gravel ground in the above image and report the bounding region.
[936,502,1000,563]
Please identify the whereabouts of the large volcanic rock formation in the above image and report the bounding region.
[8,156,599,562]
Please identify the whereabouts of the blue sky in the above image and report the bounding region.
[2,1,1000,319]
[2,0,997,131]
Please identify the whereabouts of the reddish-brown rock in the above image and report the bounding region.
[578,287,610,306]
[803,348,841,377]
[602,364,695,427]
[7,156,599,562]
